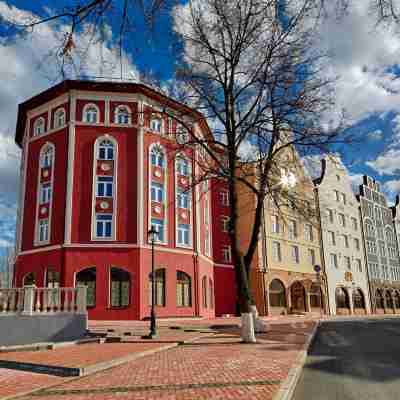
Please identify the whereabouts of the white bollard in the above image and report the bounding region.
[241,312,256,343]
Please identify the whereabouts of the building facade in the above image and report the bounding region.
[314,156,371,315]
[238,146,327,316]
[358,176,400,314]
[13,80,236,320]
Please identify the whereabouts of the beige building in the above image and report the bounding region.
[238,146,327,316]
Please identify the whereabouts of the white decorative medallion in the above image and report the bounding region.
[181,212,187,219]
[101,163,111,172]
[154,206,161,214]
[40,207,47,215]
[155,170,161,178]
[100,201,109,210]
[43,170,49,178]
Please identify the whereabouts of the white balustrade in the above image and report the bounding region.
[0,286,87,315]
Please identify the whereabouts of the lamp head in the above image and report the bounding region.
[148,227,158,242]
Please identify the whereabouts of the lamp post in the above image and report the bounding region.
[143,227,158,339]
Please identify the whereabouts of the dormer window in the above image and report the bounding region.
[54,108,66,128]
[115,105,130,124]
[34,117,45,136]
[150,117,162,133]
[98,139,114,160]
[176,125,189,144]
[176,157,189,176]
[83,104,99,123]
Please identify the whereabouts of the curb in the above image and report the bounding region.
[272,320,320,400]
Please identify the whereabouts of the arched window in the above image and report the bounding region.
[310,283,322,308]
[375,289,384,309]
[150,146,165,168]
[176,124,189,144]
[83,104,99,123]
[54,108,66,128]
[352,289,365,309]
[176,156,189,176]
[209,278,214,309]
[41,145,54,168]
[114,105,131,124]
[149,268,166,306]
[336,287,350,309]
[33,117,45,136]
[23,272,36,286]
[202,276,208,308]
[176,271,191,307]
[269,279,286,307]
[45,268,60,288]
[395,291,400,309]
[76,267,96,307]
[386,290,394,309]
[98,139,115,160]
[110,267,130,307]
[150,116,162,133]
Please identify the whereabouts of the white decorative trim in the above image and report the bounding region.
[91,134,118,241]
[34,142,55,247]
[148,142,168,245]
[64,93,76,244]
[27,93,69,119]
[82,103,100,124]
[138,115,144,246]
[47,109,51,132]
[213,262,235,269]
[19,245,63,256]
[113,104,132,125]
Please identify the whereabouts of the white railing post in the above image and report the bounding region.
[76,285,87,314]
[22,285,35,315]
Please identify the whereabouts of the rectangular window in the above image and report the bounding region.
[354,238,360,250]
[343,234,349,248]
[352,217,358,230]
[96,176,113,197]
[272,241,282,262]
[177,189,190,209]
[334,190,340,202]
[327,209,334,223]
[341,193,346,204]
[356,259,362,272]
[271,215,280,234]
[328,231,336,245]
[151,218,164,242]
[330,253,338,269]
[221,216,229,232]
[151,182,164,203]
[291,245,299,263]
[308,248,316,265]
[96,214,113,238]
[177,224,191,246]
[338,213,346,227]
[222,246,232,263]
[288,220,297,240]
[38,219,49,242]
[40,183,52,204]
[220,191,229,206]
[344,256,351,270]
[305,224,313,241]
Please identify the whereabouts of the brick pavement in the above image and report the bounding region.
[14,319,317,400]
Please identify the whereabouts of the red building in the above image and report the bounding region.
[13,80,235,320]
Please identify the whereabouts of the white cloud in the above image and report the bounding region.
[383,179,400,195]
[367,129,383,141]
[348,173,364,195]
[0,1,140,248]
[366,149,400,175]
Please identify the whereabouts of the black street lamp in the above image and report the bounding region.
[143,227,159,339]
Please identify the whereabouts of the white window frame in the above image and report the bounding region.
[83,103,100,124]
[54,108,66,129]
[220,190,229,206]
[38,219,49,243]
[96,176,114,198]
[330,253,338,269]
[150,117,162,133]
[222,246,232,263]
[271,215,280,234]
[177,223,191,246]
[291,245,300,263]
[95,214,113,239]
[304,224,313,241]
[40,183,52,204]
[33,117,45,136]
[114,105,131,125]
[151,218,165,243]
[288,220,297,240]
[151,182,164,203]
[272,241,282,262]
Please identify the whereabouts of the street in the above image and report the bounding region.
[293,318,400,400]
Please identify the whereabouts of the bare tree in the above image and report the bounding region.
[0,248,15,288]
[171,0,353,341]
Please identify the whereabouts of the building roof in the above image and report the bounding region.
[15,79,209,147]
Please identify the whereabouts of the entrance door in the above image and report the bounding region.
[291,281,306,312]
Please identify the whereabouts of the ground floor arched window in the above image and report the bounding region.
[395,291,400,309]
[149,268,165,306]
[45,268,60,288]
[375,289,384,309]
[352,289,365,309]
[23,272,36,286]
[110,267,130,307]
[310,283,322,308]
[385,290,394,309]
[336,287,350,309]
[176,271,191,307]
[269,279,286,307]
[76,267,96,307]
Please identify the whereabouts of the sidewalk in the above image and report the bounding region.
[0,316,318,400]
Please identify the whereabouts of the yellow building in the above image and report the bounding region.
[237,145,328,316]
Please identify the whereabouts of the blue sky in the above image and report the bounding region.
[0,0,400,256]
